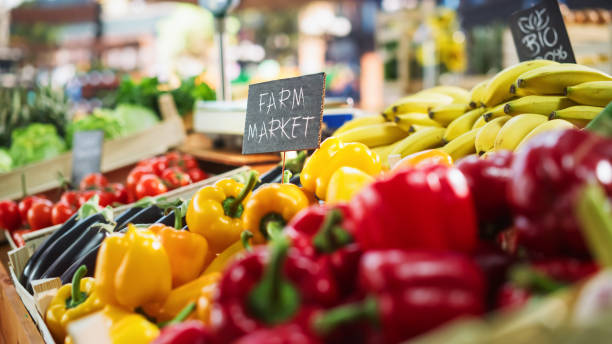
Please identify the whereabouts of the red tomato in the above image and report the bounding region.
[78,190,115,207]
[161,167,192,190]
[60,191,81,206]
[27,199,53,230]
[127,165,155,199]
[12,229,34,247]
[166,152,198,171]
[149,157,169,176]
[79,173,109,190]
[135,174,168,199]
[51,201,77,225]
[187,168,208,183]
[0,200,21,232]
[106,183,128,205]
[18,195,47,224]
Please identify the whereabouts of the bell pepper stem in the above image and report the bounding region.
[576,183,612,267]
[313,209,352,253]
[284,151,307,174]
[266,220,285,240]
[159,301,196,327]
[510,266,566,293]
[313,296,379,336]
[226,171,258,218]
[68,265,88,309]
[282,170,292,184]
[248,236,299,325]
[241,230,254,252]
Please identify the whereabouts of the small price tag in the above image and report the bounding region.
[510,0,575,63]
[71,130,104,185]
[242,72,326,154]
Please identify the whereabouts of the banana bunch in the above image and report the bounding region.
[331,60,611,167]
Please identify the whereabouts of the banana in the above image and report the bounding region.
[334,122,409,148]
[418,86,470,104]
[483,102,510,121]
[482,59,558,107]
[515,119,575,151]
[509,83,535,97]
[474,115,512,155]
[494,114,548,151]
[428,104,470,126]
[565,81,612,107]
[394,113,441,131]
[503,96,576,116]
[443,107,487,142]
[371,142,402,167]
[564,118,592,128]
[382,93,454,119]
[388,127,446,158]
[516,63,612,95]
[469,80,489,108]
[334,115,386,135]
[472,114,488,129]
[440,128,478,161]
[549,105,603,123]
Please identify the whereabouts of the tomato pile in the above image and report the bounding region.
[0,151,208,247]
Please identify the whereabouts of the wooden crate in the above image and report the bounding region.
[0,94,186,201]
[3,166,249,344]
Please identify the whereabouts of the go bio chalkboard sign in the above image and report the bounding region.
[71,130,104,185]
[242,73,326,154]
[509,0,575,63]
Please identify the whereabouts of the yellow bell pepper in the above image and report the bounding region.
[195,281,217,324]
[148,223,209,288]
[94,224,172,310]
[45,266,104,343]
[186,171,257,255]
[243,183,310,243]
[391,149,453,171]
[142,272,220,322]
[301,137,381,199]
[325,166,375,203]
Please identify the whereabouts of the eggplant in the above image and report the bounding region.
[289,173,302,187]
[113,205,164,232]
[40,224,110,280]
[60,244,99,284]
[19,211,79,285]
[155,211,176,227]
[112,207,145,232]
[259,165,282,184]
[22,213,106,290]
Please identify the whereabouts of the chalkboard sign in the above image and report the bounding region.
[242,72,326,154]
[71,130,104,185]
[509,0,575,63]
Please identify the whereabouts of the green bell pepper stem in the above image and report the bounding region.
[247,236,299,325]
[282,170,292,184]
[576,183,612,267]
[68,265,88,309]
[313,296,379,336]
[158,301,196,327]
[284,151,307,174]
[241,230,254,252]
[225,171,258,218]
[312,208,353,253]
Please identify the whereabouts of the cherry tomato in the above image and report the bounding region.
[78,190,114,207]
[0,200,21,232]
[127,165,155,199]
[187,168,208,183]
[51,201,77,225]
[60,191,81,206]
[161,167,192,190]
[166,152,198,171]
[135,174,168,199]
[79,173,109,190]
[106,183,128,204]
[18,195,48,224]
[12,229,34,248]
[27,199,53,230]
[149,157,169,176]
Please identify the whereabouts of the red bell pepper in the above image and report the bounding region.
[151,320,213,344]
[234,324,320,344]
[344,165,478,253]
[285,205,362,297]
[210,237,338,343]
[313,250,486,343]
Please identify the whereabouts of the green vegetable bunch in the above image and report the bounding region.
[66,109,124,147]
[9,123,67,167]
[171,76,216,116]
[115,76,162,117]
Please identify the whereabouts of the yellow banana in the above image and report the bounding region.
[509,83,535,97]
[394,113,441,131]
[564,118,591,128]
[334,122,409,148]
[549,105,603,122]
[565,81,612,107]
[474,115,512,155]
[418,86,470,104]
[472,114,488,129]
[388,127,445,158]
[515,119,575,151]
[382,93,454,119]
[469,80,489,108]
[516,63,612,95]
[440,128,478,161]
[443,107,486,142]
[334,115,386,135]
[371,141,402,168]
[429,104,470,126]
[503,96,576,116]
[483,102,510,121]
[494,114,548,151]
[483,59,558,107]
